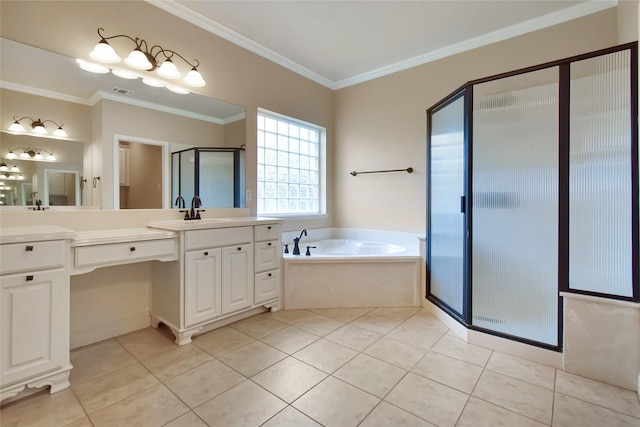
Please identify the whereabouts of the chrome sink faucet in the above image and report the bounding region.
[292,228,307,255]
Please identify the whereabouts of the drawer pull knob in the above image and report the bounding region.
[204,251,209,256]
[237,247,242,251]
[267,226,272,230]
[268,273,272,277]
[26,275,34,281]
[267,242,272,246]
[130,247,136,252]
[25,245,34,252]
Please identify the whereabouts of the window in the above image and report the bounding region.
[257,109,325,215]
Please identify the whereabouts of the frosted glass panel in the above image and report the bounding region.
[569,50,633,297]
[429,95,465,315]
[199,151,235,208]
[472,68,559,345]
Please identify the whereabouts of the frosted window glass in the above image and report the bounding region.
[569,50,633,297]
[429,95,465,315]
[472,67,559,345]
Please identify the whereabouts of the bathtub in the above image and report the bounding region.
[283,229,421,309]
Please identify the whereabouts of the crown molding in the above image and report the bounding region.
[148,0,618,90]
[0,81,92,105]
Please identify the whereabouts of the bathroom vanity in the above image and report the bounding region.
[0,216,282,402]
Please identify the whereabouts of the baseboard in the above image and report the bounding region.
[70,312,150,349]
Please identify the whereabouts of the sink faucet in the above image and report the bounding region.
[188,195,204,220]
[175,195,185,209]
[292,228,307,255]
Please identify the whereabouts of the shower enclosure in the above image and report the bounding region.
[427,43,638,350]
[172,147,245,208]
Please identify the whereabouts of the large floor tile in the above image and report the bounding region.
[350,312,403,335]
[192,327,255,357]
[218,340,287,377]
[386,322,446,351]
[261,406,322,427]
[385,373,468,427]
[72,363,159,414]
[364,336,427,370]
[294,314,345,336]
[260,326,319,354]
[555,371,640,418]
[251,357,327,403]
[194,380,286,427]
[62,417,94,427]
[88,384,188,427]
[360,401,434,427]
[293,377,380,427]
[325,324,382,351]
[334,354,407,398]
[69,338,120,362]
[230,312,288,338]
[164,359,245,408]
[69,342,137,385]
[370,306,421,321]
[431,334,492,367]
[163,411,208,427]
[0,389,86,427]
[553,393,640,427]
[115,327,177,361]
[485,351,556,390]
[139,343,214,381]
[269,309,316,325]
[293,338,358,373]
[404,311,450,333]
[411,351,483,394]
[311,307,373,322]
[456,396,547,427]
[472,370,553,424]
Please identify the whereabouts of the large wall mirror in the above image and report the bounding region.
[0,38,246,209]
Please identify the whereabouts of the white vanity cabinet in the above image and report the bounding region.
[149,218,282,345]
[0,226,75,403]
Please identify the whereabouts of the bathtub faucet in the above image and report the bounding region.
[292,229,307,255]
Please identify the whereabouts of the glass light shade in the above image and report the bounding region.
[5,151,17,160]
[19,151,30,159]
[124,49,153,70]
[53,127,68,138]
[32,124,47,135]
[142,77,166,88]
[77,59,110,74]
[90,40,121,64]
[8,121,26,132]
[46,153,56,161]
[34,152,44,160]
[112,69,139,79]
[184,68,206,87]
[10,165,19,172]
[8,175,15,180]
[0,164,7,171]
[167,85,190,94]
[17,175,24,180]
[157,59,181,79]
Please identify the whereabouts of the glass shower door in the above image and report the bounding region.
[428,94,466,317]
[472,67,560,346]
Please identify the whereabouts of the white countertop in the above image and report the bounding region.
[0,225,76,244]
[147,217,283,231]
[72,228,177,247]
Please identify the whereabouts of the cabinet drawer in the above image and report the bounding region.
[75,238,176,269]
[255,269,280,304]
[255,240,281,273]
[185,227,252,251]
[1,241,66,274]
[254,224,281,242]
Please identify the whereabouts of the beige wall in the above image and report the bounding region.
[333,8,622,232]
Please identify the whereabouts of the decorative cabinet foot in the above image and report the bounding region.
[1,368,71,403]
[171,327,202,345]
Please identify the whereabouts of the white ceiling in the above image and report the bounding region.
[149,0,618,89]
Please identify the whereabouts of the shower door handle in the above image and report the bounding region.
[460,196,466,213]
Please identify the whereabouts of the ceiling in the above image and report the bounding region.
[149,0,618,89]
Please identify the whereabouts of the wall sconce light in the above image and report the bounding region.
[79,27,206,94]
[6,147,56,162]
[9,116,68,138]
[0,163,24,180]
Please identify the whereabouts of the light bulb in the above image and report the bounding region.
[77,59,110,74]
[112,69,139,79]
[184,68,206,87]
[53,127,68,138]
[124,49,153,70]
[89,40,121,64]
[157,59,181,79]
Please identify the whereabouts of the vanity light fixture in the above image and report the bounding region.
[84,27,206,90]
[6,147,56,162]
[0,163,20,172]
[9,116,68,138]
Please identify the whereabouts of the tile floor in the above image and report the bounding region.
[2,307,640,426]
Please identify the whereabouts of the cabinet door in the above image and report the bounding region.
[222,244,253,314]
[1,269,67,386]
[185,248,222,327]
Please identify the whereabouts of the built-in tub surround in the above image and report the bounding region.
[283,228,421,309]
